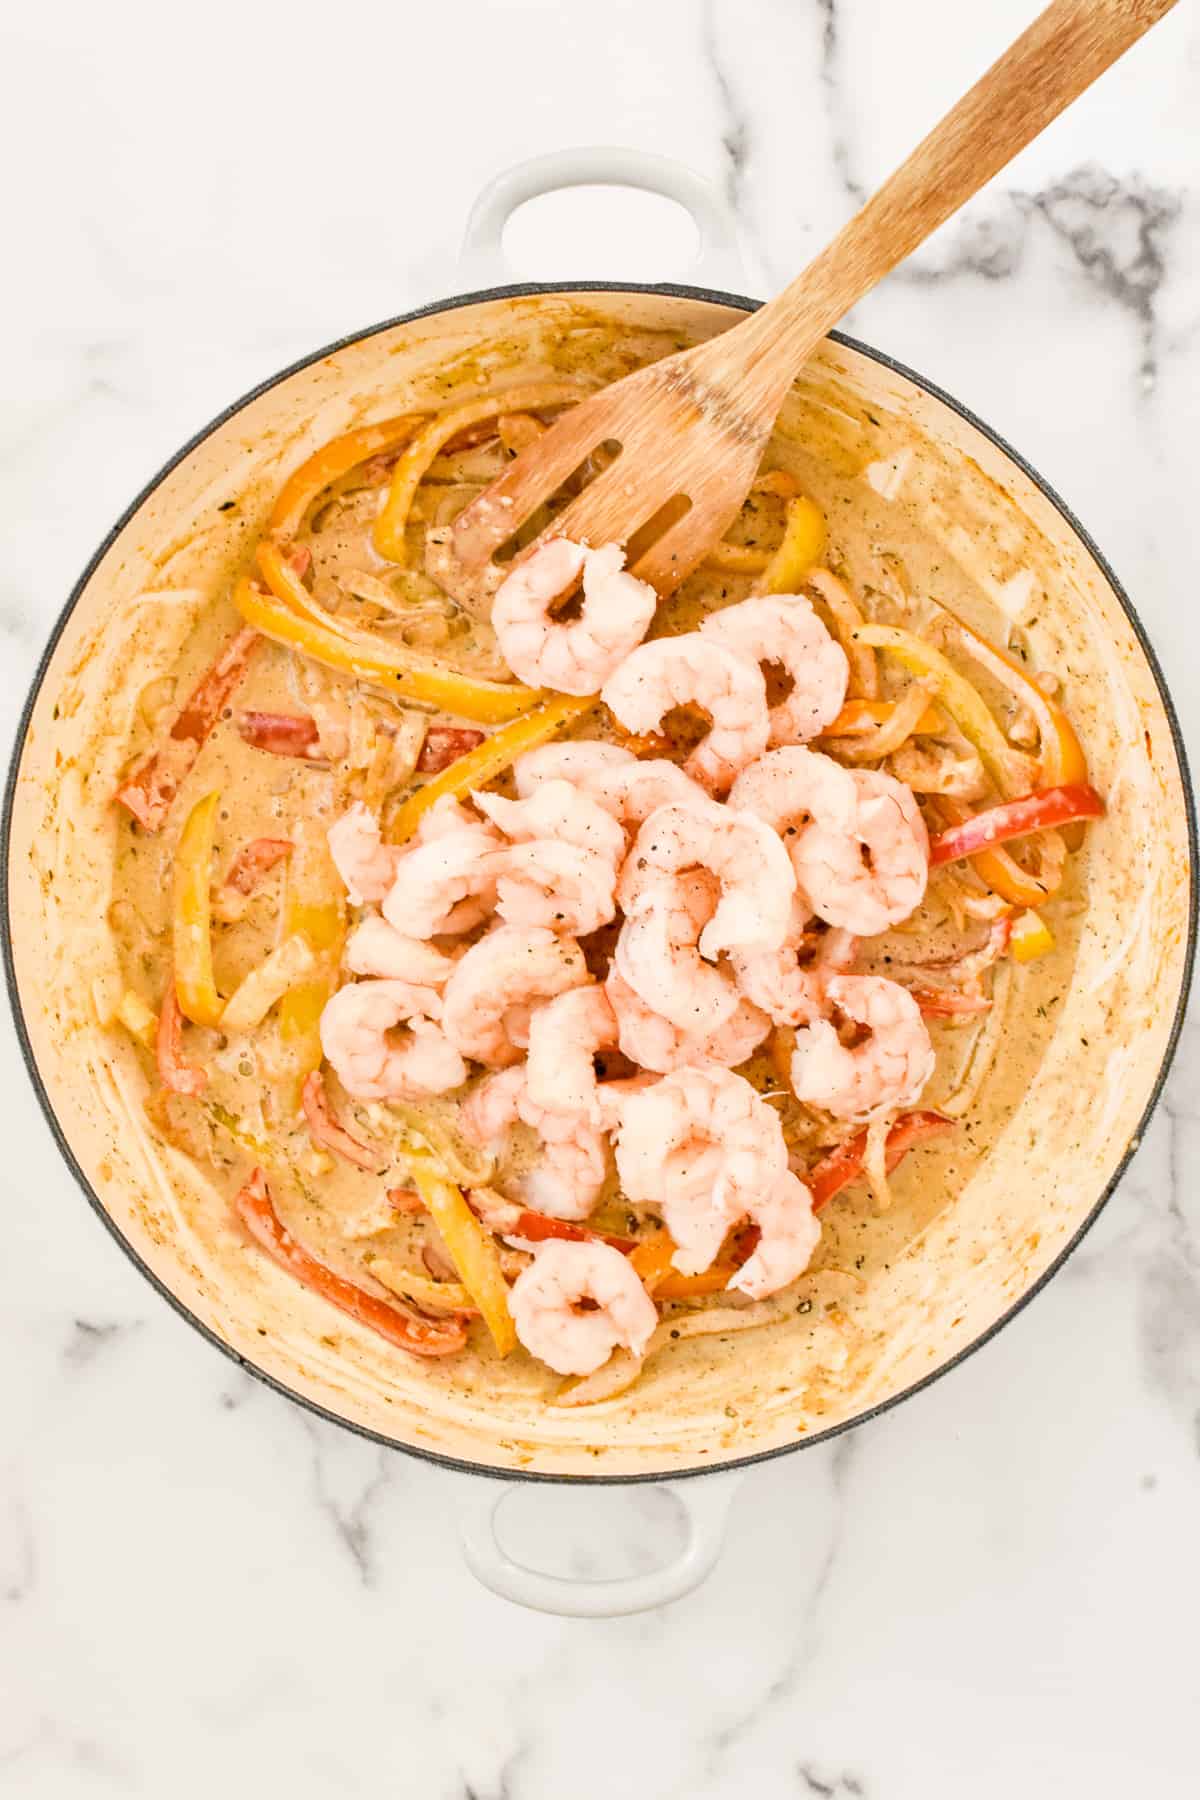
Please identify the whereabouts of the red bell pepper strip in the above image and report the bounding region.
[301,1071,382,1171]
[223,837,293,897]
[115,627,260,830]
[155,979,207,1096]
[234,1169,468,1357]
[417,727,487,774]
[808,1111,953,1212]
[929,784,1104,868]
[237,712,324,760]
[467,1189,635,1254]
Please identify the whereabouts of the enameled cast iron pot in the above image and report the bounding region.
[4,153,1195,1615]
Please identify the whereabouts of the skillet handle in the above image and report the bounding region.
[457,1469,744,1616]
[458,147,751,292]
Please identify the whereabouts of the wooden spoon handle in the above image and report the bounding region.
[735,0,1177,385]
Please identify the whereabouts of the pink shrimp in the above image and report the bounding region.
[459,1064,610,1221]
[343,914,459,987]
[700,595,849,746]
[613,1066,788,1274]
[789,974,935,1119]
[730,747,928,935]
[618,800,795,961]
[327,803,397,905]
[614,870,741,1037]
[318,979,467,1101]
[601,633,770,794]
[728,1171,822,1299]
[605,968,769,1075]
[524,985,618,1125]
[474,777,627,936]
[380,813,502,940]
[508,1240,658,1376]
[513,741,710,826]
[492,538,658,695]
[440,925,589,1067]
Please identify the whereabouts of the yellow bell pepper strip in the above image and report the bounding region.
[823,697,944,738]
[853,622,1035,796]
[267,414,425,540]
[386,692,594,844]
[759,495,828,594]
[276,816,346,1101]
[115,627,260,831]
[172,790,224,1027]
[156,976,207,1096]
[1011,908,1055,962]
[232,577,540,724]
[825,682,938,764]
[234,1169,469,1357]
[386,1100,493,1186]
[929,785,1105,868]
[372,381,590,563]
[410,1161,517,1355]
[301,1070,383,1171]
[807,1111,953,1213]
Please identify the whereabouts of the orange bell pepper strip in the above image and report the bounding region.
[386,692,594,844]
[234,1169,468,1357]
[410,1162,517,1355]
[267,414,425,539]
[233,577,540,725]
[172,790,224,1027]
[276,817,345,1102]
[630,1224,761,1299]
[929,785,1104,867]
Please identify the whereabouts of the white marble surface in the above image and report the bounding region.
[3,0,1200,1791]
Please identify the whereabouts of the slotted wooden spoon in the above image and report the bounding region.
[436,0,1176,607]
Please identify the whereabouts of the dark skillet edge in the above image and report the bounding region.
[2,278,1195,1486]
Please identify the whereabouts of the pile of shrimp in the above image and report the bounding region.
[319,537,939,1378]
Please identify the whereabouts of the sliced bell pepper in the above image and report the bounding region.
[930,784,1104,867]
[410,1161,517,1355]
[386,692,594,844]
[372,381,589,564]
[233,577,539,725]
[805,569,878,699]
[267,413,425,539]
[852,622,1034,796]
[823,696,945,738]
[1010,907,1055,963]
[222,836,293,898]
[276,817,346,1102]
[172,790,224,1027]
[116,627,260,831]
[808,1111,953,1212]
[418,727,487,773]
[234,1168,468,1357]
[468,1187,635,1253]
[238,711,323,759]
[301,1071,382,1171]
[630,1223,761,1298]
[156,977,207,1096]
[760,495,827,593]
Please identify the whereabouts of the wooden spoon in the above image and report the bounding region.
[435,0,1177,607]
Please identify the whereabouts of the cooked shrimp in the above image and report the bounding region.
[700,595,849,745]
[728,895,826,1028]
[614,1066,788,1274]
[789,974,935,1119]
[730,748,928,935]
[508,1239,658,1376]
[618,801,795,960]
[729,1170,821,1299]
[614,871,741,1036]
[344,914,458,987]
[605,968,769,1074]
[491,841,620,937]
[525,985,618,1124]
[513,741,709,826]
[492,538,658,696]
[327,802,396,905]
[319,979,467,1101]
[601,634,770,794]
[459,1064,609,1221]
[440,924,589,1067]
[380,815,502,940]
[474,778,627,866]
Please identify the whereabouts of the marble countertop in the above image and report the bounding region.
[3,0,1199,1792]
